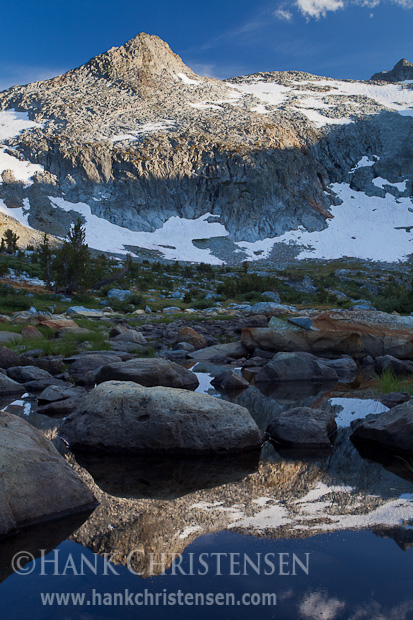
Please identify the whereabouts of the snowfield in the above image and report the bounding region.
[48,197,228,264]
[237,182,413,263]
[0,110,44,184]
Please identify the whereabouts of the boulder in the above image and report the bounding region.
[55,327,92,338]
[211,370,250,391]
[173,342,196,353]
[60,381,263,454]
[0,412,96,537]
[111,330,147,345]
[20,325,43,340]
[163,307,181,315]
[288,317,315,331]
[0,332,22,345]
[22,378,68,392]
[380,392,411,409]
[261,292,281,303]
[0,374,25,396]
[107,289,132,301]
[65,307,104,318]
[350,400,413,453]
[255,352,339,384]
[375,355,413,376]
[188,342,247,363]
[7,365,53,383]
[68,353,123,374]
[248,302,296,316]
[95,358,199,389]
[38,384,86,404]
[266,407,337,448]
[37,398,84,417]
[241,327,364,357]
[175,327,207,350]
[38,318,79,330]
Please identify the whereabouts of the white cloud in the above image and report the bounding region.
[274,7,294,19]
[295,0,344,18]
[291,0,413,18]
[299,592,346,620]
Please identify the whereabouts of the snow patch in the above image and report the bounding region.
[0,110,43,141]
[372,177,408,192]
[177,73,202,85]
[351,156,378,171]
[47,196,228,264]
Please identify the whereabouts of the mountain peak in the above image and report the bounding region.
[370,58,413,82]
[80,32,200,87]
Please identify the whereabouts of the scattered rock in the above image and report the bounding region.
[288,317,316,331]
[175,327,207,350]
[21,325,43,340]
[266,407,337,448]
[111,330,147,345]
[255,352,339,383]
[248,302,296,316]
[261,291,281,303]
[66,307,104,318]
[107,289,132,301]
[163,307,182,315]
[0,374,25,396]
[375,355,413,376]
[37,384,86,404]
[60,381,263,454]
[0,412,96,537]
[7,366,53,383]
[188,342,247,362]
[211,370,250,391]
[95,358,199,389]
[0,332,23,345]
[380,392,411,409]
[173,342,196,352]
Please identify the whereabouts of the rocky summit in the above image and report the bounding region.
[0,33,412,264]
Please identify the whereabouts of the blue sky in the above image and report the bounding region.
[0,0,412,89]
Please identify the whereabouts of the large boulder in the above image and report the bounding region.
[350,400,413,453]
[175,327,207,350]
[241,328,364,357]
[266,407,337,448]
[255,352,339,383]
[188,342,247,363]
[0,412,96,537]
[60,381,263,454]
[95,358,199,389]
[0,374,25,396]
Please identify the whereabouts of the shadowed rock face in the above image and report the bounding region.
[0,35,411,261]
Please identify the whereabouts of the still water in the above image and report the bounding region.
[0,369,412,619]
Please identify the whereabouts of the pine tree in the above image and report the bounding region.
[2,229,19,254]
[52,219,90,293]
[38,233,53,288]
